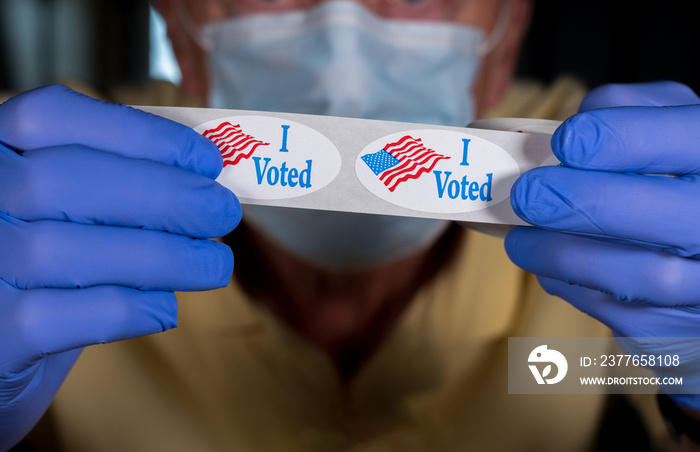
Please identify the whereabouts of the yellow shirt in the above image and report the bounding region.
[34,77,661,451]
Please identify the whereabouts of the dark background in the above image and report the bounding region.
[0,0,150,93]
[0,0,699,95]
[517,0,700,94]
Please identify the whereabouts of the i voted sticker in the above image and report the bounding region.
[195,116,341,200]
[355,130,519,213]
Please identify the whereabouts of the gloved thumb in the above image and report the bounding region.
[578,81,700,112]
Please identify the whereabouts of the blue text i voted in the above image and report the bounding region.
[280,125,290,153]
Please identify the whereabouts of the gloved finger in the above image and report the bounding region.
[578,81,700,112]
[505,226,700,306]
[0,349,82,451]
[0,84,222,179]
[0,280,176,368]
[0,213,233,291]
[511,166,700,257]
[536,276,700,338]
[552,104,700,174]
[541,276,700,410]
[0,144,240,238]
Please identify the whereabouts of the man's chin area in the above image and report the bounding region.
[231,219,462,378]
[294,289,380,345]
[296,299,388,380]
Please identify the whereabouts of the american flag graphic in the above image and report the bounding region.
[203,122,270,167]
[361,135,450,192]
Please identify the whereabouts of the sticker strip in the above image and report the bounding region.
[137,106,558,226]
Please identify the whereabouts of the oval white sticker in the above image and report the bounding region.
[195,116,341,200]
[355,129,520,213]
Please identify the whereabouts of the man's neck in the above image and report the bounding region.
[227,222,463,380]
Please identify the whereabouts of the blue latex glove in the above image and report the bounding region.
[0,85,241,450]
[506,81,700,410]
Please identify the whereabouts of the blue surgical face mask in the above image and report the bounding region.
[200,1,488,270]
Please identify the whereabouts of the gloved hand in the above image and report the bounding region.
[0,85,240,450]
[505,81,700,409]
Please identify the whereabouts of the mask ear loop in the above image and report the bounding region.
[477,0,512,56]
[176,0,213,51]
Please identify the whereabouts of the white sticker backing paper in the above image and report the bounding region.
[138,106,560,226]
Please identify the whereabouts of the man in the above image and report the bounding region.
[2,0,700,450]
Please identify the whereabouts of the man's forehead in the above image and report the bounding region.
[180,0,504,26]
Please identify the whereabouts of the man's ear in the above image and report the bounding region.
[472,0,533,116]
[152,0,208,100]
